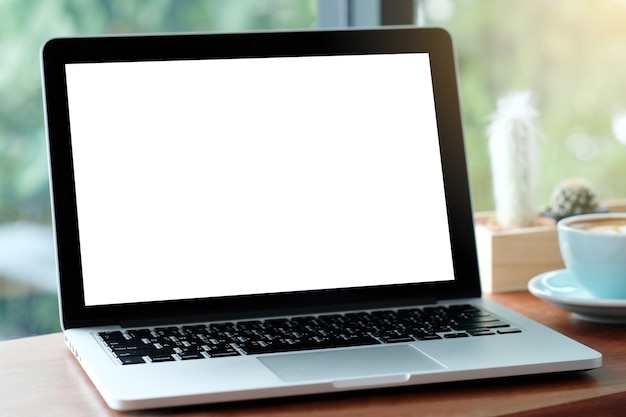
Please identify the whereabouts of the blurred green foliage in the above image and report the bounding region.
[0,292,60,339]
[431,0,626,211]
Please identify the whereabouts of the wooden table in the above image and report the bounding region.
[1,291,625,416]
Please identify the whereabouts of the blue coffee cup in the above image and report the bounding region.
[558,213,626,299]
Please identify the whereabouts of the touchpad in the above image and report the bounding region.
[258,345,445,383]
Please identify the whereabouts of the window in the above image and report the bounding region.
[420,0,626,211]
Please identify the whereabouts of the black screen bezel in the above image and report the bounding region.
[41,27,481,329]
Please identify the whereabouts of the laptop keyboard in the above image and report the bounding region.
[97,304,521,365]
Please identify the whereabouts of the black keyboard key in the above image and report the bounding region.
[110,344,144,353]
[181,325,208,335]
[154,327,182,336]
[126,329,154,339]
[119,355,146,365]
[237,320,264,330]
[210,322,236,332]
[452,321,511,331]
[410,329,442,340]
[178,353,205,360]
[379,334,414,343]
[444,332,469,339]
[459,315,500,324]
[469,330,496,336]
[204,345,240,358]
[98,330,126,341]
[378,330,414,343]
[148,354,175,363]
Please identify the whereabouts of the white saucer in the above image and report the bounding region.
[528,269,626,324]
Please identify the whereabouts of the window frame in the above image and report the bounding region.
[318,0,417,27]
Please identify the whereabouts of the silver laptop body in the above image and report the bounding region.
[41,27,601,411]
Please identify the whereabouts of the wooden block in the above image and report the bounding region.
[475,223,563,293]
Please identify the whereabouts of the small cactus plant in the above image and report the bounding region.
[547,178,599,220]
[487,90,542,228]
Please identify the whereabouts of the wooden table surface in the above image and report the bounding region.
[1,291,625,417]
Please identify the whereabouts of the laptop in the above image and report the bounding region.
[40,27,601,411]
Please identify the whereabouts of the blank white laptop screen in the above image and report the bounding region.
[64,52,454,306]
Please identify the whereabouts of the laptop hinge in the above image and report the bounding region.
[119,297,438,329]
